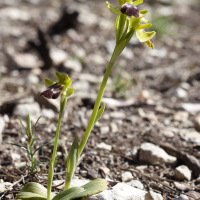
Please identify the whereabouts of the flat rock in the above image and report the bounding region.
[64,58,82,72]
[13,102,41,118]
[139,143,177,166]
[181,103,200,114]
[174,165,191,181]
[97,142,112,151]
[179,130,200,144]
[174,111,189,122]
[126,180,144,190]
[83,182,163,200]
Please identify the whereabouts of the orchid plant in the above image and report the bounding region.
[15,0,155,199]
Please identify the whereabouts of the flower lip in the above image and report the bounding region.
[121,3,139,18]
[40,83,63,99]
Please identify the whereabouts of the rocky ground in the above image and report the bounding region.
[1,0,200,199]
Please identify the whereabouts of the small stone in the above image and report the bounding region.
[87,169,98,179]
[139,143,177,166]
[182,103,200,114]
[174,111,189,122]
[110,122,118,133]
[126,147,138,159]
[97,142,112,151]
[14,53,42,68]
[110,111,126,119]
[0,117,5,145]
[21,137,26,143]
[11,153,21,162]
[73,81,89,91]
[64,58,82,72]
[27,74,39,84]
[13,102,41,118]
[126,180,144,190]
[179,130,200,144]
[173,194,189,200]
[50,48,68,66]
[121,171,133,182]
[148,48,167,58]
[175,165,191,181]
[0,183,5,192]
[88,54,105,65]
[139,90,151,100]
[99,166,110,175]
[160,129,174,138]
[42,109,55,120]
[174,182,193,191]
[122,47,134,60]
[194,115,200,131]
[175,88,188,98]
[100,126,109,134]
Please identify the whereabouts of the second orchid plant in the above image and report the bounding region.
[15,0,155,199]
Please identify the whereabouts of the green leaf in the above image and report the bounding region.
[27,115,32,139]
[53,179,108,200]
[94,102,105,125]
[18,116,28,138]
[6,142,29,153]
[32,115,42,136]
[52,187,84,200]
[73,179,108,199]
[33,142,53,155]
[16,182,55,200]
[45,78,55,88]
[31,137,40,147]
[65,134,79,189]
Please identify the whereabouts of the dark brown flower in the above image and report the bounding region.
[121,3,139,18]
[40,83,63,99]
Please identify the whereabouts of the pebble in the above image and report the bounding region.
[110,122,118,133]
[121,171,133,182]
[126,180,144,190]
[13,102,41,118]
[100,126,110,134]
[148,48,167,58]
[41,109,55,120]
[174,165,191,181]
[99,167,110,175]
[174,111,189,122]
[175,88,188,98]
[11,152,21,162]
[64,58,82,72]
[110,111,126,119]
[50,48,68,66]
[13,53,42,68]
[182,103,200,114]
[84,183,163,200]
[174,182,193,191]
[173,194,189,200]
[179,130,200,144]
[88,54,105,65]
[87,169,98,179]
[160,129,174,138]
[139,143,177,166]
[97,142,112,151]
[0,117,5,145]
[194,115,200,131]
[126,147,138,159]
[27,74,39,84]
[0,182,5,192]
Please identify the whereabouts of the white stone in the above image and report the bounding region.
[175,165,191,181]
[0,117,5,145]
[110,122,118,133]
[14,53,42,68]
[182,103,200,114]
[148,48,167,58]
[121,171,133,182]
[100,126,110,134]
[27,74,39,84]
[64,58,82,72]
[97,142,112,151]
[13,102,41,118]
[42,109,55,120]
[179,130,200,144]
[175,88,188,98]
[160,129,174,138]
[174,111,189,122]
[139,143,177,165]
[88,54,105,65]
[11,152,21,162]
[110,111,126,119]
[0,183,5,192]
[50,49,68,66]
[126,180,144,190]
[173,194,189,200]
[83,183,163,200]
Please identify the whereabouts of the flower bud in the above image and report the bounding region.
[121,3,139,17]
[40,83,63,99]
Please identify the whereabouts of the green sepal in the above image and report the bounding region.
[133,0,143,6]
[65,88,75,98]
[45,79,55,88]
[106,1,121,15]
[55,72,72,87]
[94,102,105,125]
[15,182,55,200]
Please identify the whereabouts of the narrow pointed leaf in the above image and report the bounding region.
[27,115,32,139]
[94,102,105,125]
[31,137,40,147]
[32,115,42,135]
[6,142,28,153]
[18,117,28,138]
[33,142,53,155]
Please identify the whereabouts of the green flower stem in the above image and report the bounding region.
[78,42,127,158]
[29,140,34,174]
[47,96,68,200]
